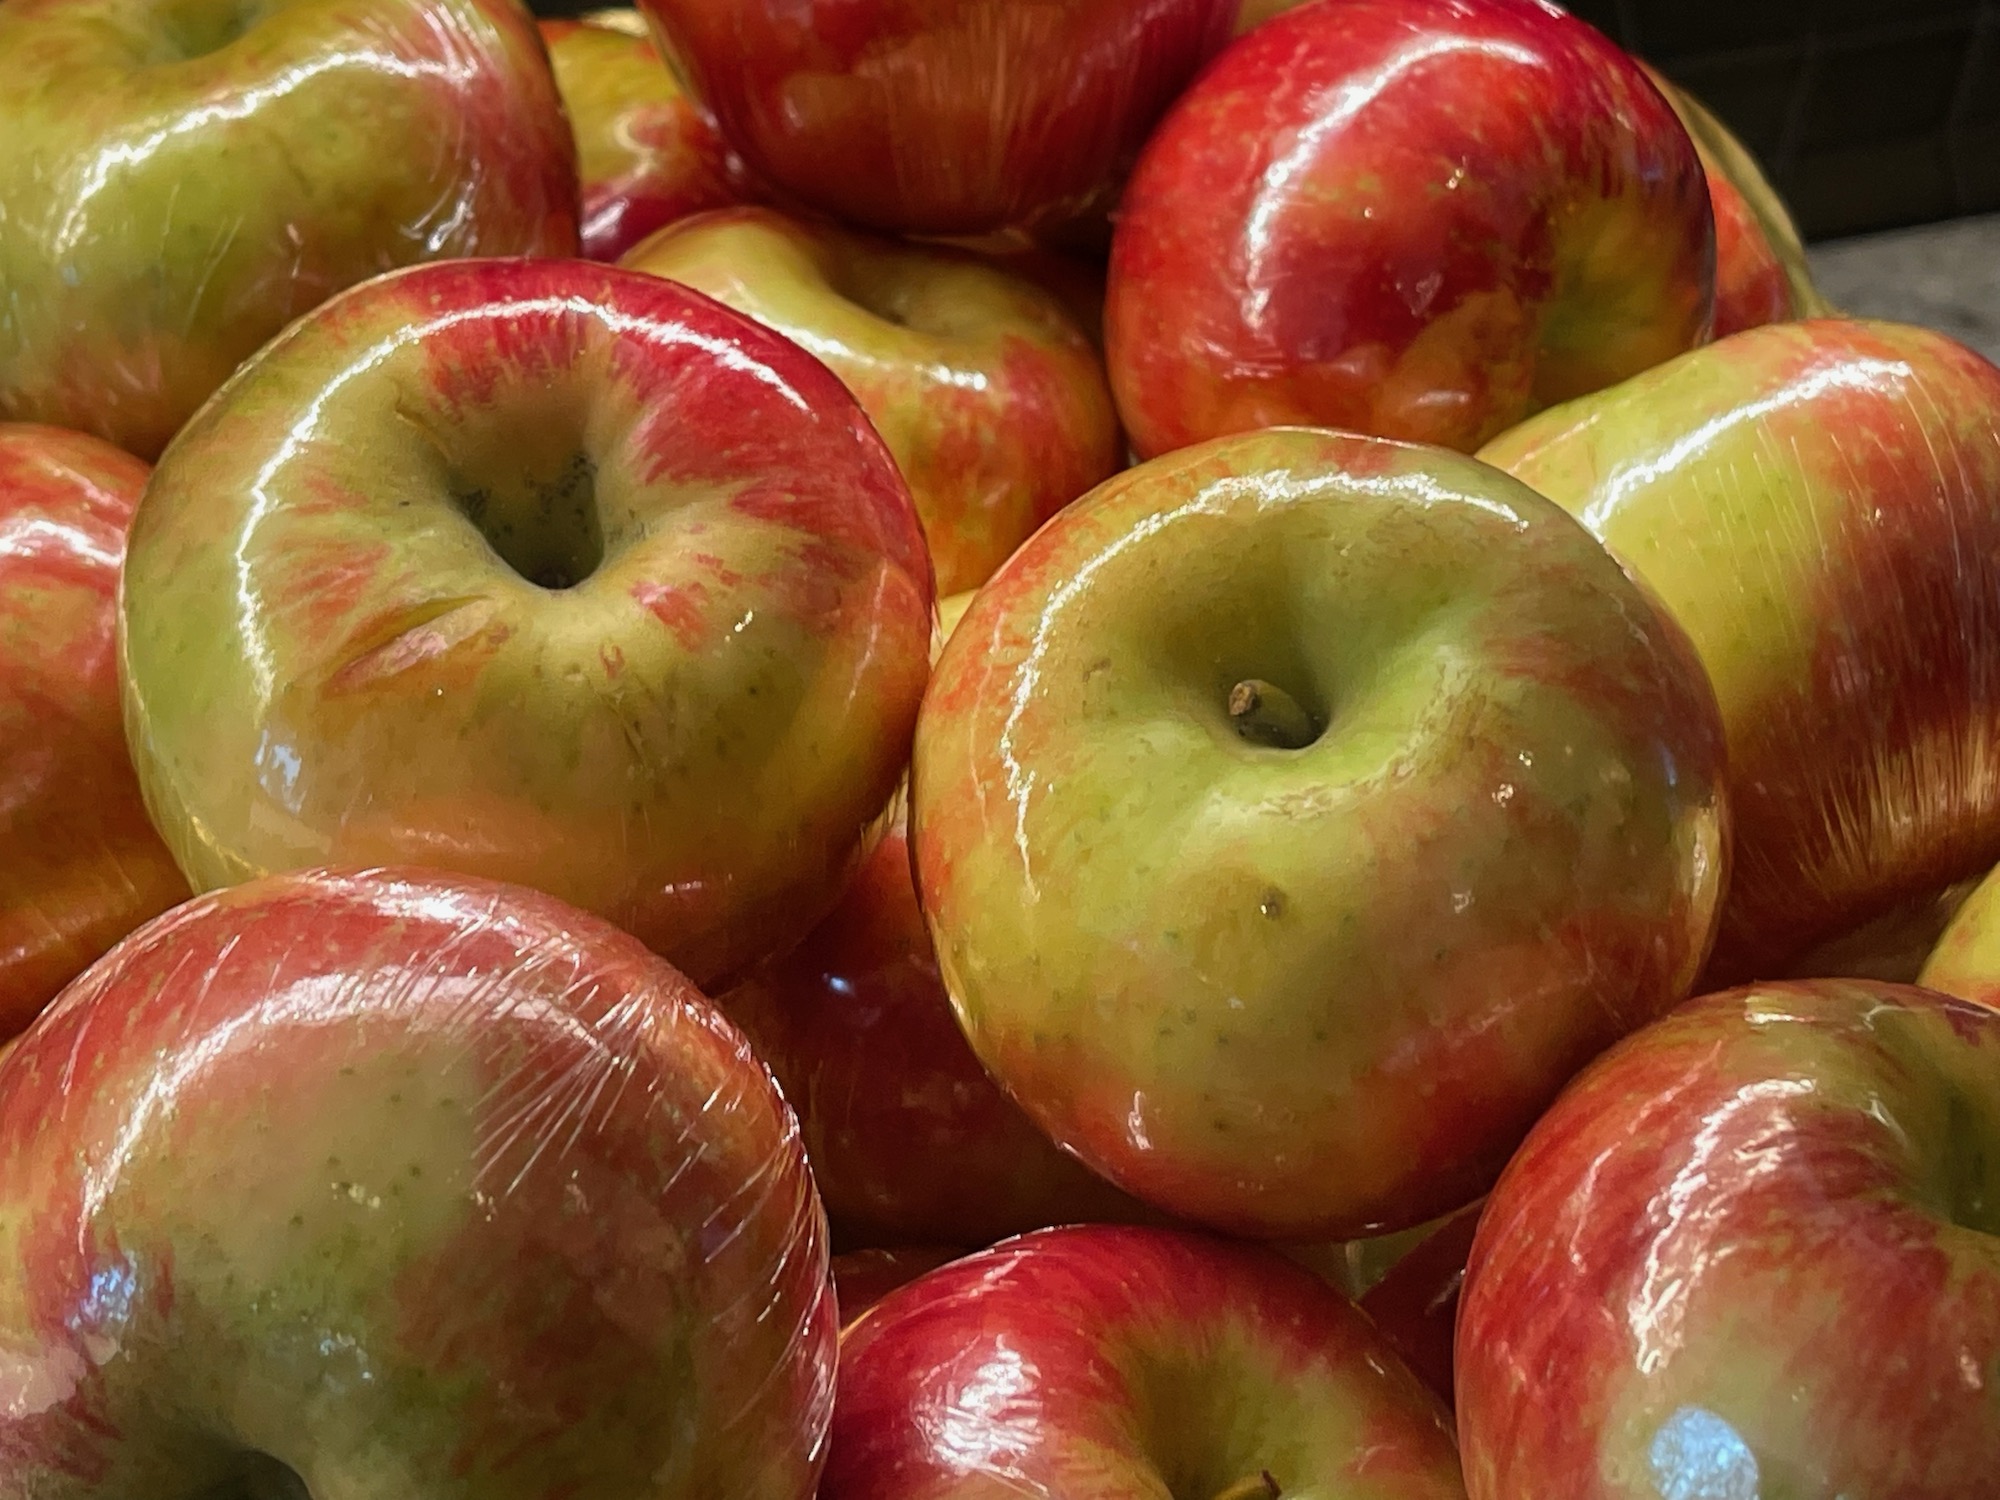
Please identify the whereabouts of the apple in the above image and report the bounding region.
[1917,862,2000,1007]
[119,258,934,989]
[0,866,835,1498]
[0,424,187,1040]
[720,817,1149,1249]
[910,427,1729,1240]
[823,1225,1467,1499]
[1105,0,1715,459]
[0,0,579,460]
[830,1246,959,1326]
[1456,979,2000,1498]
[1480,318,2000,985]
[624,206,1121,594]
[541,9,752,262]
[634,0,1237,235]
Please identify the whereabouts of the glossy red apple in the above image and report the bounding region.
[721,819,1148,1249]
[1457,980,2000,1498]
[119,258,933,988]
[625,206,1121,594]
[635,0,1237,235]
[824,1225,1467,1499]
[0,424,186,1040]
[541,9,752,261]
[831,1247,959,1326]
[1106,0,1714,457]
[1481,318,2000,984]
[0,867,835,1497]
[912,428,1729,1240]
[0,0,578,459]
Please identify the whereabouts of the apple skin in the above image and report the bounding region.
[541,11,752,262]
[911,427,1729,1239]
[0,867,836,1498]
[1918,863,2000,1007]
[119,258,934,989]
[634,0,1237,236]
[720,820,1152,1248]
[624,207,1121,595]
[830,1247,959,1326]
[1456,980,2000,1498]
[0,425,187,1040]
[1480,318,2000,985]
[0,0,579,460]
[1105,0,1714,459]
[823,1225,1467,1499]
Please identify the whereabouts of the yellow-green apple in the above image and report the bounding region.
[1918,862,2000,1007]
[1231,0,1303,31]
[625,206,1121,594]
[1105,0,1715,458]
[0,867,835,1498]
[541,9,752,262]
[824,1225,1467,1499]
[1456,980,2000,1498]
[119,259,934,988]
[720,818,1149,1249]
[0,425,187,1040]
[911,427,1729,1239]
[830,1247,958,1326]
[634,0,1236,235]
[1480,318,2000,985]
[1644,68,1828,336]
[0,0,579,459]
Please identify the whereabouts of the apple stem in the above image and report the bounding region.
[1228,678,1317,750]
[1211,1472,1282,1500]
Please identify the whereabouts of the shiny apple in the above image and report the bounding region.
[625,206,1120,594]
[0,0,578,459]
[1917,861,2000,1007]
[0,424,186,1039]
[541,9,751,262]
[1481,318,2000,984]
[1457,980,2000,1498]
[1106,0,1714,458]
[911,427,1729,1239]
[824,1225,1467,1499]
[635,0,1236,235]
[831,1247,958,1326]
[120,258,933,988]
[0,867,835,1497]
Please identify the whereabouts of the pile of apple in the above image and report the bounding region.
[3,0,1998,1493]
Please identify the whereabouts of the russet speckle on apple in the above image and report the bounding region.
[118,258,935,988]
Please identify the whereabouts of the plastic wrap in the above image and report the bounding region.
[622,205,1122,595]
[118,258,934,989]
[0,866,835,1498]
[1457,980,2000,1498]
[910,428,1729,1241]
[829,1246,958,1326]
[0,0,579,460]
[635,0,1237,236]
[822,1225,1466,1499]
[0,425,186,1041]
[541,9,753,262]
[1104,0,1715,458]
[1480,318,2000,985]
[719,818,1150,1249]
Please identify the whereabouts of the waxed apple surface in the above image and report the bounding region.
[1105,0,1715,458]
[721,822,1149,1249]
[1457,981,2000,1498]
[911,428,1729,1239]
[120,259,934,988]
[1480,318,2000,984]
[624,206,1121,595]
[0,425,186,1041]
[824,1225,1466,1499]
[541,12,749,261]
[0,868,834,1498]
[635,0,1236,234]
[0,0,579,459]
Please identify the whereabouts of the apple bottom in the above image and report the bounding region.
[825,1225,1466,1499]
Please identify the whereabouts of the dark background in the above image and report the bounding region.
[542,1,1987,240]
